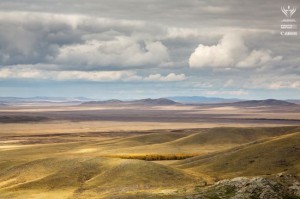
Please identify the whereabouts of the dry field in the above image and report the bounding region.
[0,103,299,198]
[0,103,299,135]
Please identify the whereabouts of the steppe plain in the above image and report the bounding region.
[0,100,300,198]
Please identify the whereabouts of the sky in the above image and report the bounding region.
[0,0,299,99]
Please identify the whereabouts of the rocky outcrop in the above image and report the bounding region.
[187,173,300,199]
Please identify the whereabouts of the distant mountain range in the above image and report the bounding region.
[167,96,299,106]
[82,98,298,107]
[0,96,299,107]
[166,96,241,104]
[81,98,179,106]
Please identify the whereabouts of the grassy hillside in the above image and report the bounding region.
[176,131,300,179]
[1,126,300,198]
[84,126,299,156]
[0,157,196,199]
[91,131,191,148]
[1,126,297,162]
[169,126,298,145]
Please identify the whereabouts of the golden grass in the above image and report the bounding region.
[176,131,300,179]
[0,157,196,199]
[0,125,299,198]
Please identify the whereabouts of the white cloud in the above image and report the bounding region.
[55,71,142,81]
[0,67,43,79]
[56,36,170,69]
[189,33,282,68]
[237,49,282,68]
[144,73,186,82]
[0,66,141,81]
[0,66,186,82]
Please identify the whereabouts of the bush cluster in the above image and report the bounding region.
[101,153,199,161]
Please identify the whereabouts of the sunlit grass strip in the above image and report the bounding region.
[100,153,200,161]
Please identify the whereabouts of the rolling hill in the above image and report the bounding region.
[83,126,299,156]
[175,131,300,179]
[1,126,300,198]
[0,157,196,199]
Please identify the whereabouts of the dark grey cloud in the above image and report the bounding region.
[1,0,298,28]
[0,13,83,65]
[0,12,171,70]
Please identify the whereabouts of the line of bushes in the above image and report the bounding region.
[101,153,199,161]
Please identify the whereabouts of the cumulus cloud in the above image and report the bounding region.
[189,33,282,69]
[0,0,299,99]
[0,11,170,70]
[56,36,169,69]
[0,12,83,66]
[236,49,281,68]
[144,73,186,82]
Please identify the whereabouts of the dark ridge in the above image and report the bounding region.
[0,116,49,123]
[167,96,241,104]
[230,99,296,107]
[81,98,179,106]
